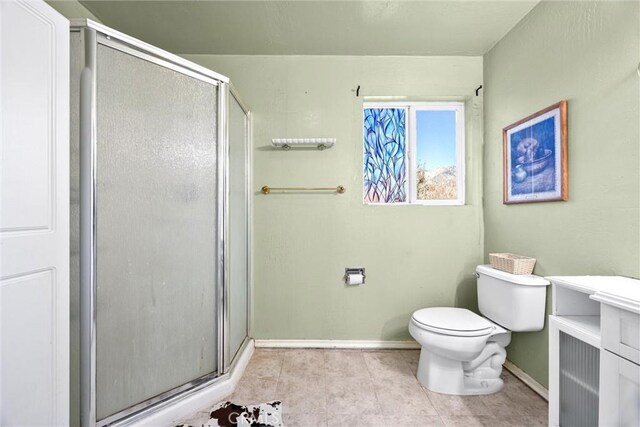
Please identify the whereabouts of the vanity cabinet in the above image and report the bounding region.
[599,349,640,426]
[593,288,640,426]
[599,303,640,364]
[548,276,640,427]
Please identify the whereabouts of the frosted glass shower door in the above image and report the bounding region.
[228,92,250,361]
[95,44,219,421]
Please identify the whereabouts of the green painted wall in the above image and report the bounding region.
[184,55,485,341]
[483,1,640,387]
[47,0,101,21]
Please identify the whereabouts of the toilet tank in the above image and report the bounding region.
[476,265,550,332]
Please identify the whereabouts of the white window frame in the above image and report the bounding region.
[363,101,465,206]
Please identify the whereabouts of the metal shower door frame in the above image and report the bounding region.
[226,85,253,364]
[72,19,247,427]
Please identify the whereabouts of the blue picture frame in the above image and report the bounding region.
[503,101,568,204]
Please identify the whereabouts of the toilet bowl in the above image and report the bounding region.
[409,307,511,395]
[409,265,550,395]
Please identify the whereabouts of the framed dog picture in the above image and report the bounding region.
[503,101,568,204]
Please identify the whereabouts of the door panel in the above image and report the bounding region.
[0,0,55,232]
[558,331,599,427]
[600,349,640,427]
[0,0,69,425]
[1,271,57,424]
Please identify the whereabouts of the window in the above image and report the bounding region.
[363,102,465,205]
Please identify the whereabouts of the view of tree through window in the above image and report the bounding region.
[416,110,458,201]
[363,102,464,205]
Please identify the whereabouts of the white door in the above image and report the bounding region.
[0,0,69,425]
[600,350,640,427]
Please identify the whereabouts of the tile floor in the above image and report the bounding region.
[179,348,548,427]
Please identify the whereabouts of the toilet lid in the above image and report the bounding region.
[412,307,493,335]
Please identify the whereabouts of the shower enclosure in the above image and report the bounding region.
[70,21,251,426]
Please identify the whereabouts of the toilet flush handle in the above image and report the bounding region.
[474,272,480,279]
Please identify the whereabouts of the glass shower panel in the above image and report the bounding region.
[95,44,218,420]
[228,94,249,360]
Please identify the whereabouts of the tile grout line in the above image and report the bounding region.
[321,351,328,426]
[407,356,448,426]
[361,348,385,422]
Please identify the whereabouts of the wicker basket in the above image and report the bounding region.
[489,253,536,275]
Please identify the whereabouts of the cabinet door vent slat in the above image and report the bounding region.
[559,331,600,427]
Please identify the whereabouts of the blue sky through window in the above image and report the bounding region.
[416,110,456,170]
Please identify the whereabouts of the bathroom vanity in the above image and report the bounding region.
[548,275,640,427]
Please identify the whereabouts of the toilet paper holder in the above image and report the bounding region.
[344,267,366,285]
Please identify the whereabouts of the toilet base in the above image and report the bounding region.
[416,349,504,395]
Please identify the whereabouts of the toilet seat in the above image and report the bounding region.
[411,307,494,337]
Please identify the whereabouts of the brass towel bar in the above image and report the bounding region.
[261,185,346,194]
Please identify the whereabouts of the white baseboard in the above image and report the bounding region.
[254,339,421,350]
[116,339,255,427]
[504,359,549,401]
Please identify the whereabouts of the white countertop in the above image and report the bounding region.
[547,275,640,314]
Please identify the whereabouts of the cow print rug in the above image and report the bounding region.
[175,400,283,427]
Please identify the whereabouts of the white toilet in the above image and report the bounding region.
[409,265,550,395]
